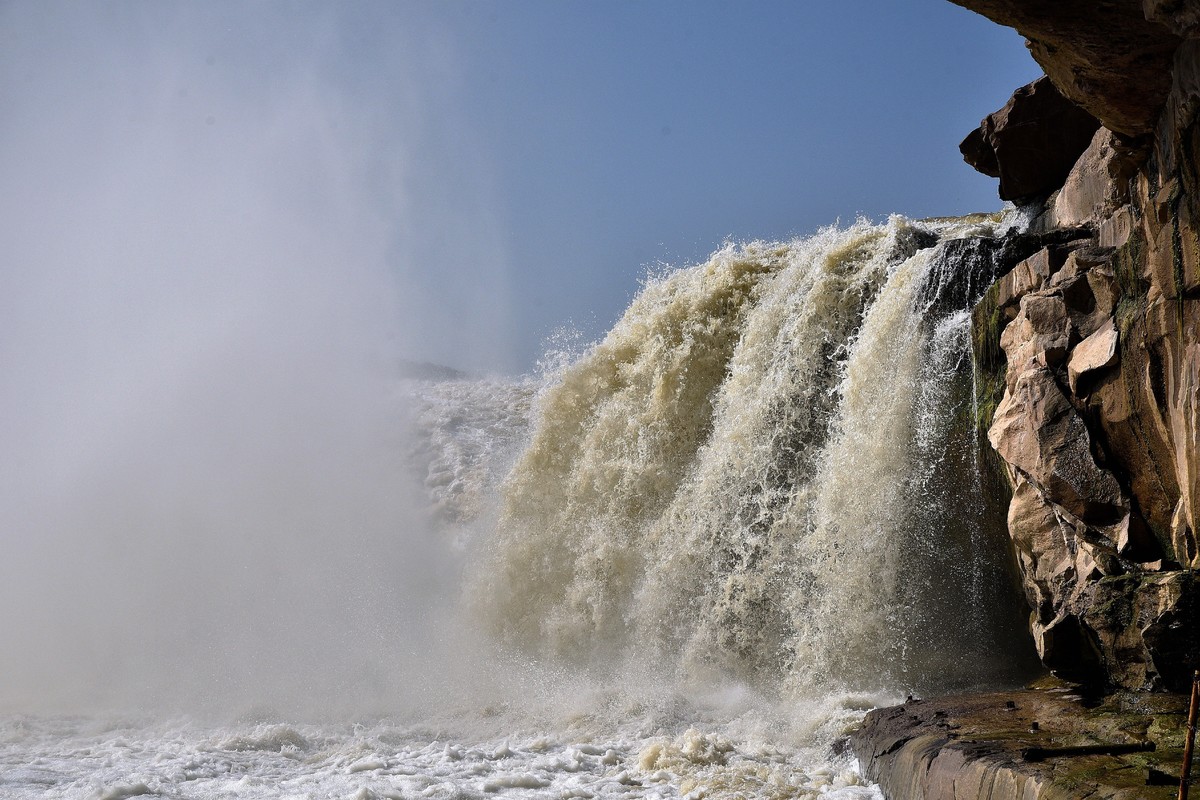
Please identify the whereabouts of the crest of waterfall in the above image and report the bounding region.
[476,213,1035,696]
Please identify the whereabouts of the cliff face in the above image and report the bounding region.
[955,1,1200,692]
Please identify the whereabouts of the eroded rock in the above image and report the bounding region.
[964,1,1200,694]
[990,365,1126,524]
[853,686,1191,800]
[1049,128,1146,229]
[950,0,1180,137]
[1068,319,1119,394]
[960,77,1101,201]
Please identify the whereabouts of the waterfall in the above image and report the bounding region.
[474,214,1036,696]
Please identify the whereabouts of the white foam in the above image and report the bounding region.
[0,712,883,800]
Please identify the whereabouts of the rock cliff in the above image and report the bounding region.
[955,0,1200,695]
[855,3,1200,797]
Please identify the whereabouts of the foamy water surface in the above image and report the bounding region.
[1,693,885,800]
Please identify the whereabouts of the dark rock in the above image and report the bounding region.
[950,0,1181,137]
[1085,571,1200,692]
[852,685,1190,800]
[959,77,1102,201]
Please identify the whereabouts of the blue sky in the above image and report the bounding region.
[1,2,1040,378]
[386,1,1042,372]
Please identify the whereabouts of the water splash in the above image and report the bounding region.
[476,214,1036,697]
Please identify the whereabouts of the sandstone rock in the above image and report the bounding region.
[1006,479,1070,610]
[990,366,1127,525]
[999,293,1072,373]
[1086,321,1182,551]
[1084,571,1200,692]
[1106,511,1161,563]
[1168,339,1200,562]
[990,248,1057,315]
[958,0,1200,706]
[960,77,1102,201]
[1049,128,1146,229]
[853,688,1191,800]
[988,237,1102,318]
[1099,205,1135,248]
[1068,319,1119,394]
[1053,261,1119,342]
[1170,497,1198,568]
[950,0,1181,137]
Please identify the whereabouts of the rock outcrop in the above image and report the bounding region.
[850,4,1200,797]
[957,2,1200,693]
[948,0,1183,137]
[852,684,1191,800]
[960,78,1101,202]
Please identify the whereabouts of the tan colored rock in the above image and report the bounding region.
[961,0,1200,698]
[1098,204,1134,248]
[1087,324,1181,549]
[991,248,1055,316]
[1007,477,1075,618]
[990,366,1125,523]
[1105,511,1161,563]
[1170,498,1197,568]
[1168,339,1200,565]
[1050,247,1119,339]
[1050,128,1143,229]
[1067,318,1118,394]
[999,293,1071,376]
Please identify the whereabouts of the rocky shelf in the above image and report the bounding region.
[852,681,1192,800]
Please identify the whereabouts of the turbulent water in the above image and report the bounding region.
[477,214,1030,693]
[2,214,1036,799]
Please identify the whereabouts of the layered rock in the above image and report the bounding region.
[948,0,1182,137]
[852,685,1191,800]
[958,4,1200,693]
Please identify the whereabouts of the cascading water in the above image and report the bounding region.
[0,214,1039,800]
[477,213,1036,696]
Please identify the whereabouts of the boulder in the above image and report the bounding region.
[1084,571,1200,692]
[960,77,1101,201]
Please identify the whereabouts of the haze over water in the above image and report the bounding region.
[0,3,1043,798]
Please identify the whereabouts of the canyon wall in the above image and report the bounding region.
[955,0,1200,692]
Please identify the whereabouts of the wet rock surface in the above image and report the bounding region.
[852,681,1192,800]
[959,1,1200,694]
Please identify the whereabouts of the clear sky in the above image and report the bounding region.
[1,1,1041,377]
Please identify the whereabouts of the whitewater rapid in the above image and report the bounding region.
[476,214,1030,695]
[2,214,1036,799]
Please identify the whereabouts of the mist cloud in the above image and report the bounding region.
[0,2,497,715]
